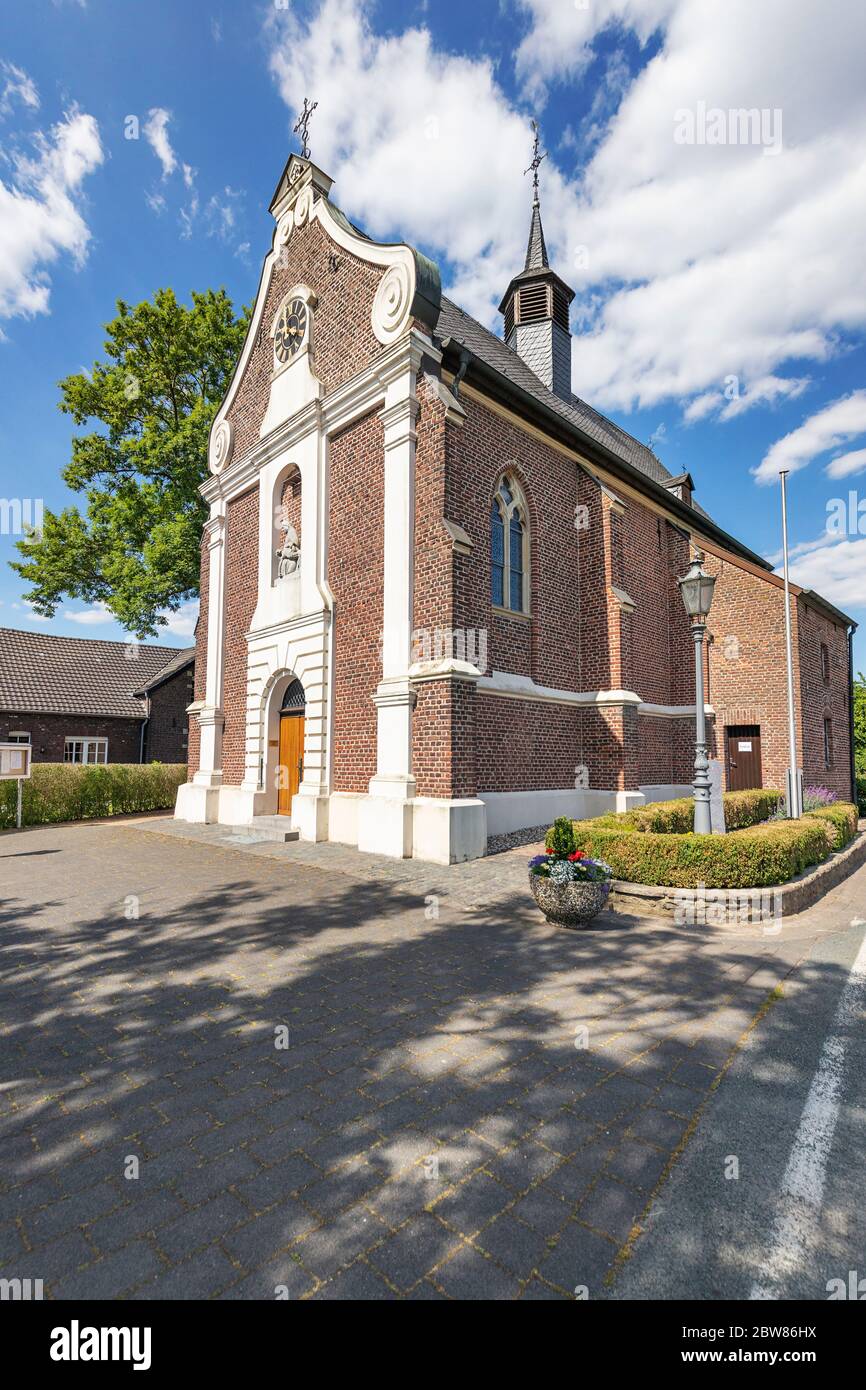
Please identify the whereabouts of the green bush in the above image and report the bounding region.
[0,762,186,830]
[804,803,858,850]
[856,776,866,818]
[628,788,784,834]
[544,787,839,887]
[548,820,831,888]
[548,815,577,857]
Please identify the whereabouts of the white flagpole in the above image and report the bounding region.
[779,470,801,818]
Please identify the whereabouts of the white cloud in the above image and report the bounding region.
[780,536,866,612]
[143,107,177,179]
[204,186,243,241]
[754,391,866,484]
[826,447,866,480]
[65,601,112,625]
[718,375,810,422]
[266,0,866,421]
[0,61,40,118]
[267,0,541,326]
[0,104,103,323]
[11,600,49,623]
[514,0,677,95]
[159,602,198,638]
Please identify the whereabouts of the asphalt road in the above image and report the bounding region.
[608,917,866,1301]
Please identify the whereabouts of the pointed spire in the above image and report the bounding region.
[524,197,549,271]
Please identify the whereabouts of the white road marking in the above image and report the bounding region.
[750,928,866,1299]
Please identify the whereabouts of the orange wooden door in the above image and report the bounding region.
[278,713,304,815]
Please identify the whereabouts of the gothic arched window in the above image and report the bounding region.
[490,474,529,614]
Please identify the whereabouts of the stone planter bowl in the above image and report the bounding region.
[529,873,611,928]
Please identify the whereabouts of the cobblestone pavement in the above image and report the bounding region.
[0,817,860,1300]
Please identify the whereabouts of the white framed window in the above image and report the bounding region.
[7,731,30,744]
[64,737,108,765]
[491,473,530,614]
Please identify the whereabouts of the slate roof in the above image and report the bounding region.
[524,199,549,272]
[437,295,675,488]
[0,628,187,720]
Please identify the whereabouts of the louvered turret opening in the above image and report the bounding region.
[517,282,550,324]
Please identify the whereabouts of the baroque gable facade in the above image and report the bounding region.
[177,153,855,863]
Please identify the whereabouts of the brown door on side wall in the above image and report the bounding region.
[726,725,762,791]
[277,678,306,815]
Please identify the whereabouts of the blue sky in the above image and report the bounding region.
[1,0,865,665]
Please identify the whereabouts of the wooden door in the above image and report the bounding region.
[277,713,304,815]
[726,725,762,791]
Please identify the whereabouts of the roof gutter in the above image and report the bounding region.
[440,339,782,579]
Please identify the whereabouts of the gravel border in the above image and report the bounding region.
[486,824,549,856]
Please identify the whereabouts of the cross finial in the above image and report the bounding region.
[293,97,318,161]
[523,119,547,200]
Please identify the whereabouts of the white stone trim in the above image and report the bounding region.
[424,374,466,426]
[638,702,715,718]
[611,585,636,614]
[206,189,428,475]
[409,658,482,684]
[442,518,473,555]
[476,670,642,708]
[476,671,715,717]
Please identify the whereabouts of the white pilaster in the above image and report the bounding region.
[176,511,226,823]
[357,333,426,856]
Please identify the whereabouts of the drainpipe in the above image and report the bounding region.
[849,627,857,805]
[139,695,150,764]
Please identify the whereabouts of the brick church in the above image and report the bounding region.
[176,145,855,862]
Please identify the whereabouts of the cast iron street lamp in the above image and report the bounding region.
[678,552,717,835]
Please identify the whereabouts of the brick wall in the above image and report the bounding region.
[0,713,143,763]
[797,600,852,798]
[638,714,695,786]
[328,410,384,793]
[221,486,259,785]
[227,217,383,461]
[145,663,194,763]
[704,551,799,793]
[446,392,703,794]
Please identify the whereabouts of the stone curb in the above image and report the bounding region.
[607,829,866,920]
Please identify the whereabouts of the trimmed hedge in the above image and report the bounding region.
[0,763,187,830]
[805,802,858,850]
[546,819,830,888]
[630,788,784,834]
[543,791,858,888]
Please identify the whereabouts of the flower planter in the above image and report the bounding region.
[529,872,610,928]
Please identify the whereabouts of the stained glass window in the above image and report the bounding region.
[509,509,524,611]
[490,476,529,614]
[491,499,504,607]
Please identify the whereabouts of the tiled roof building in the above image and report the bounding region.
[176,152,855,861]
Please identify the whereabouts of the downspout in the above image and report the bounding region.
[317,432,336,800]
[139,694,151,763]
[849,627,857,804]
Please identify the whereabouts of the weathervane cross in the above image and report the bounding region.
[523,119,547,197]
[293,97,318,161]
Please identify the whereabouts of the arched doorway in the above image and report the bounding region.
[277,678,306,815]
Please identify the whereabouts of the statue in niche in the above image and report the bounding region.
[275,522,300,579]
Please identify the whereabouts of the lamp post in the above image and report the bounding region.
[779,470,802,818]
[678,551,717,835]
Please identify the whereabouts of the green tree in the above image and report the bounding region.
[854,670,866,777]
[12,288,248,638]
